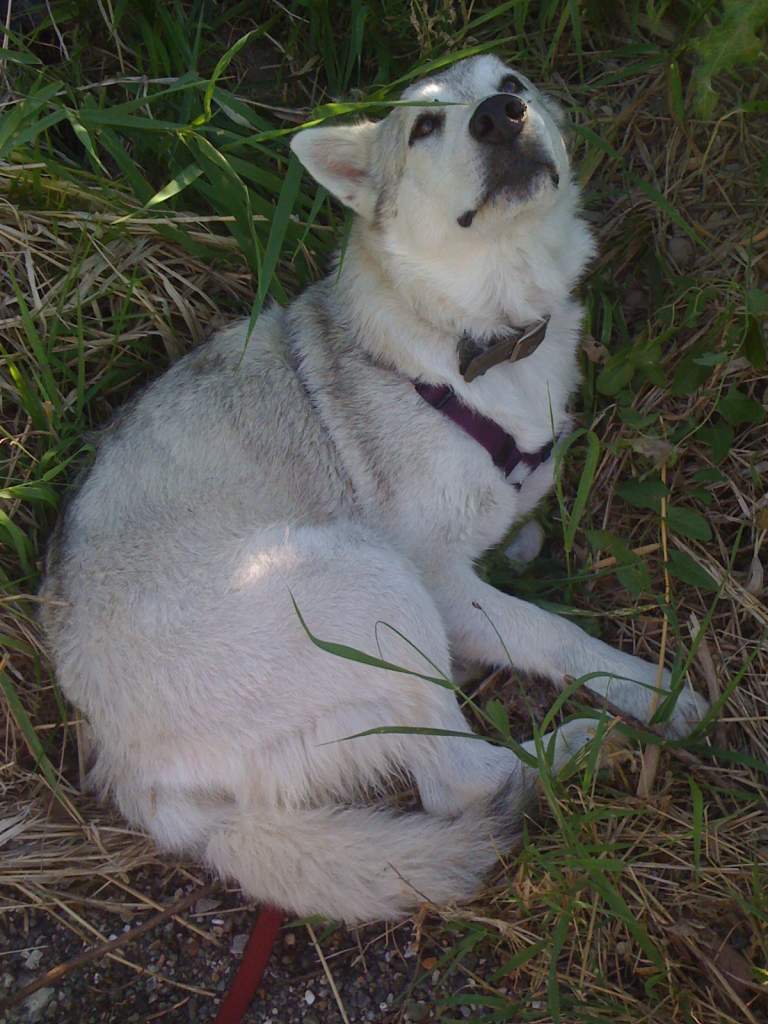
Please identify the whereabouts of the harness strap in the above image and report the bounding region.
[414,381,554,483]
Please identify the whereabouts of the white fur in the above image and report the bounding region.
[40,56,707,924]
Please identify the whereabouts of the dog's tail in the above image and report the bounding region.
[204,783,524,923]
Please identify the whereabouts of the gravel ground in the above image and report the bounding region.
[2,866,500,1024]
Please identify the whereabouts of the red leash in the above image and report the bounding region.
[214,905,284,1024]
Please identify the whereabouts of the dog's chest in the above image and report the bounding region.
[371,386,560,559]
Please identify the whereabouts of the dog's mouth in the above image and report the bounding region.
[457,151,559,229]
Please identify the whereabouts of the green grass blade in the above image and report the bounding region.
[563,430,600,554]
[0,668,63,796]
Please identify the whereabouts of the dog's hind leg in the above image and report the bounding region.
[180,524,595,821]
[407,705,595,818]
[100,524,597,921]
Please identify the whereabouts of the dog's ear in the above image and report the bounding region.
[291,122,378,219]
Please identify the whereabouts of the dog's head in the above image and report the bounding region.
[291,54,573,246]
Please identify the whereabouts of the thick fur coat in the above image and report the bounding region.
[40,56,707,923]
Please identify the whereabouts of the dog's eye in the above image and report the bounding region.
[500,74,524,94]
[409,112,443,145]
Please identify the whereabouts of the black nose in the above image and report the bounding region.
[469,94,527,144]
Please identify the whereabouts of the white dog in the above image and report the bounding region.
[40,55,707,923]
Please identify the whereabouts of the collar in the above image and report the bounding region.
[458,316,549,383]
[414,380,554,485]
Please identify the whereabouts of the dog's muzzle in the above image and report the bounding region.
[469,94,527,145]
[458,94,560,228]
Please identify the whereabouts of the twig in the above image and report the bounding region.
[107,876,222,947]
[306,922,352,1024]
[1,884,212,1012]
[589,542,660,571]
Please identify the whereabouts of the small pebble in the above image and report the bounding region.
[405,1001,429,1022]
[22,986,55,1023]
[667,235,694,268]
[22,948,44,970]
[194,897,221,915]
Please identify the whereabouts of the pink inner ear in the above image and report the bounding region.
[326,160,366,182]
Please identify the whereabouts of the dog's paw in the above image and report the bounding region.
[542,717,601,772]
[576,646,709,739]
[660,684,709,740]
[622,659,709,739]
[504,520,544,565]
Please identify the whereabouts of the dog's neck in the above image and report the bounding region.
[335,207,593,385]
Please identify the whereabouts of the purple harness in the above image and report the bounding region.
[414,381,554,486]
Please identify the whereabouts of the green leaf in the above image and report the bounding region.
[98,128,154,202]
[490,941,546,982]
[76,110,184,132]
[2,107,68,155]
[583,864,663,967]
[667,551,718,592]
[691,351,727,367]
[693,468,726,484]
[290,595,453,689]
[547,901,572,1021]
[328,725,488,744]
[6,268,60,416]
[145,163,204,209]
[0,509,34,574]
[484,698,511,739]
[746,289,768,316]
[667,59,685,124]
[688,487,714,508]
[0,669,63,796]
[698,422,733,463]
[0,481,59,506]
[742,316,767,370]
[717,385,765,426]
[691,0,768,117]
[671,352,715,395]
[184,132,261,273]
[0,81,62,159]
[667,506,712,542]
[618,408,656,429]
[0,47,42,65]
[596,355,635,396]
[65,111,108,174]
[616,476,669,510]
[636,178,702,246]
[251,153,304,319]
[587,529,650,596]
[563,430,600,552]
[200,24,277,123]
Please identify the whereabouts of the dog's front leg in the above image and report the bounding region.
[429,566,707,738]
